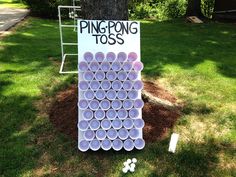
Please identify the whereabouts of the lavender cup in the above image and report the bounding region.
[94,109,105,120]
[78,99,89,110]
[101,119,111,130]
[96,129,106,140]
[84,129,95,141]
[128,71,138,80]
[111,100,122,110]
[133,80,143,90]
[124,139,134,151]
[133,61,144,72]
[84,90,95,100]
[89,119,100,130]
[83,109,93,120]
[123,100,133,110]
[101,80,111,90]
[106,90,116,100]
[89,139,100,151]
[84,52,93,62]
[106,109,117,120]
[123,118,133,129]
[79,140,89,152]
[106,71,117,81]
[89,100,100,110]
[79,61,89,71]
[95,90,106,100]
[107,129,118,140]
[133,99,144,108]
[106,52,116,62]
[112,80,122,90]
[112,139,123,151]
[123,80,133,90]
[78,120,89,131]
[90,80,100,90]
[117,52,127,62]
[129,128,139,139]
[95,52,105,62]
[101,139,112,151]
[95,71,105,81]
[122,62,132,71]
[133,118,145,129]
[101,62,110,71]
[118,71,127,81]
[79,81,89,91]
[129,108,139,119]
[111,62,122,71]
[134,138,145,150]
[128,90,138,100]
[112,119,122,129]
[128,52,138,62]
[117,90,127,100]
[83,71,94,81]
[89,61,100,71]
[118,128,129,140]
[100,99,110,110]
[117,109,128,119]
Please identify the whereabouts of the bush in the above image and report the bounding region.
[201,0,215,18]
[23,0,70,19]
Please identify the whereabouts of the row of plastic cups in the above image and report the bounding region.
[83,52,138,63]
[79,138,145,152]
[79,61,143,72]
[79,80,143,92]
[79,118,144,131]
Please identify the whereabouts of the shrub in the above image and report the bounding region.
[201,0,215,18]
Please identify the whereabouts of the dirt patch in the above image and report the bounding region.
[49,82,181,143]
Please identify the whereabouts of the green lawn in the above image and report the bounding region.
[0,0,27,8]
[0,18,235,177]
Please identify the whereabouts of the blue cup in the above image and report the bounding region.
[101,62,110,71]
[83,109,93,120]
[117,90,127,100]
[127,90,138,100]
[89,61,100,71]
[106,52,116,62]
[124,139,134,151]
[123,118,133,129]
[101,139,112,151]
[79,61,89,71]
[106,71,117,81]
[129,108,139,119]
[117,52,127,62]
[95,90,106,100]
[96,129,106,140]
[128,52,138,62]
[133,99,144,108]
[112,119,122,129]
[134,138,145,150]
[101,80,111,90]
[101,119,111,130]
[122,62,132,71]
[89,119,100,130]
[95,70,105,81]
[79,140,89,152]
[128,71,138,80]
[79,81,89,91]
[118,128,129,140]
[89,139,100,151]
[100,99,110,110]
[90,80,100,90]
[106,109,117,120]
[106,90,116,100]
[129,128,139,139]
[133,118,145,129]
[89,100,100,110]
[111,62,122,71]
[112,80,122,90]
[84,90,95,100]
[107,128,118,140]
[111,100,122,110]
[123,100,133,110]
[83,52,93,62]
[94,109,105,120]
[133,80,143,90]
[78,99,89,110]
[118,71,127,81]
[84,129,95,141]
[112,139,123,151]
[95,52,105,62]
[123,80,133,90]
[117,109,128,119]
[78,120,89,131]
[83,71,94,81]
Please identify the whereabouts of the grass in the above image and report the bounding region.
[0,0,28,8]
[0,17,236,177]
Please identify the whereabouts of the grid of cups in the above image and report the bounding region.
[78,51,145,152]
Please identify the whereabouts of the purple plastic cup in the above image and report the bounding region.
[95,90,106,100]
[89,100,100,110]
[96,129,106,140]
[111,100,122,110]
[101,62,110,71]
[122,62,132,71]
[101,139,112,151]
[118,128,129,140]
[129,128,139,139]
[94,109,105,120]
[111,62,122,71]
[133,80,143,90]
[129,108,139,119]
[95,70,105,81]
[89,61,100,71]
[106,128,118,140]
[101,80,111,90]
[133,118,145,128]
[79,140,89,152]
[79,61,89,71]
[78,99,89,110]
[89,119,100,130]
[100,99,110,110]
[133,99,144,108]
[117,109,128,119]
[123,80,133,90]
[89,139,100,151]
[112,80,122,90]
[123,100,133,110]
[83,109,93,120]
[128,52,138,62]
[134,138,145,150]
[133,61,144,72]
[117,52,127,62]
[84,129,95,141]
[83,71,94,81]
[106,71,117,81]
[117,90,127,100]
[124,139,134,151]
[95,52,105,62]
[90,80,100,90]
[128,71,138,80]
[118,71,127,81]
[79,81,89,91]
[106,109,117,120]
[106,52,116,62]
[84,90,95,100]
[101,119,111,130]
[84,52,93,62]
[78,120,89,131]
[106,90,116,100]
[112,119,122,129]
[128,90,138,100]
[123,118,133,129]
[112,139,123,151]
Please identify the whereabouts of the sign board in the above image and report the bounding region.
[77,20,145,151]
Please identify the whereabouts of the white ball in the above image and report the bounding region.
[130,167,135,172]
[132,158,137,163]
[127,159,132,164]
[122,167,128,173]
[130,163,136,168]
[123,161,128,166]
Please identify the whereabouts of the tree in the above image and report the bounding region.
[80,0,128,20]
[186,0,204,17]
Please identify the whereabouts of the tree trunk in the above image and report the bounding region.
[80,0,128,20]
[186,0,204,17]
